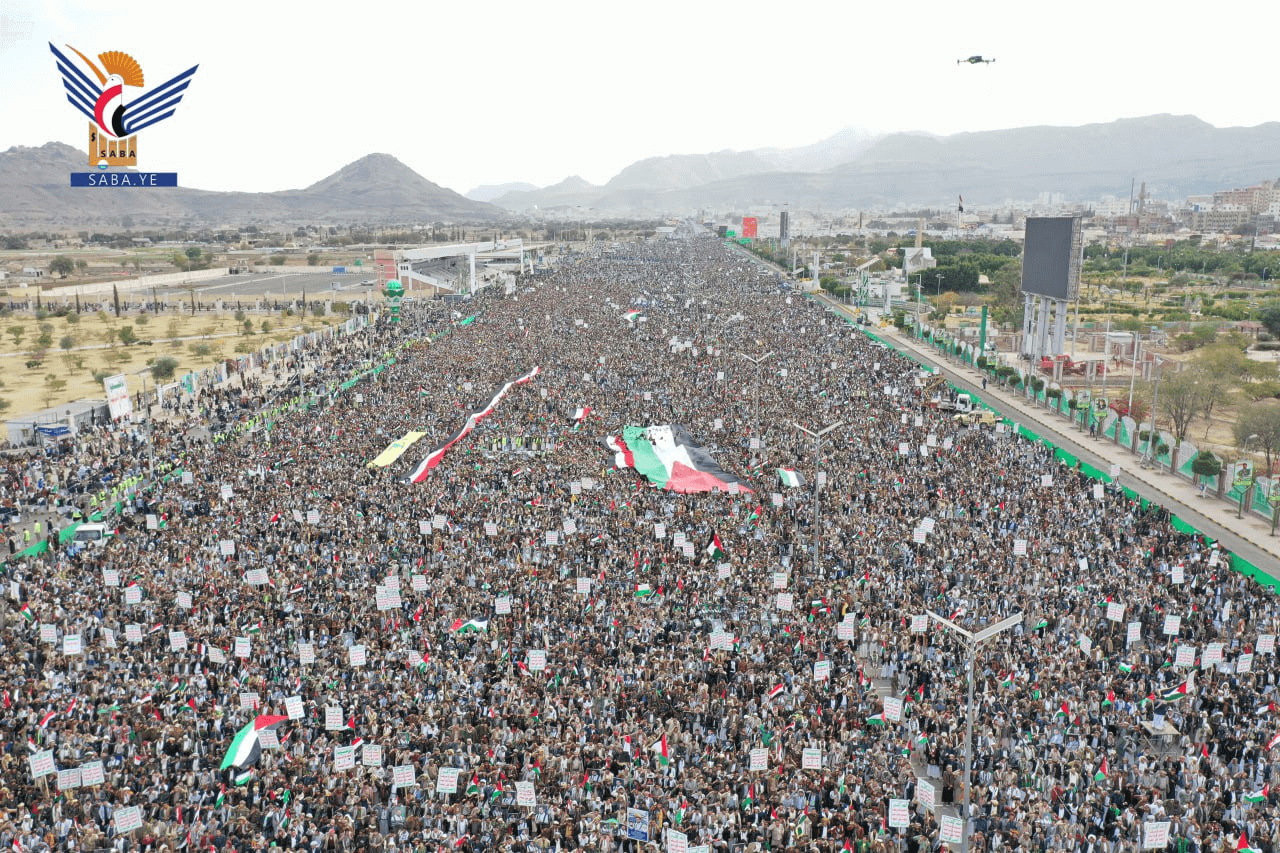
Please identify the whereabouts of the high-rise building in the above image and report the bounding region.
[779,210,790,246]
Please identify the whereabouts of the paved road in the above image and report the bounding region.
[815,294,1280,576]
[189,272,383,298]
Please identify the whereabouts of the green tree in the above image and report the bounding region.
[1258,301,1280,338]
[150,356,179,381]
[59,334,76,368]
[269,255,287,266]
[118,325,138,346]
[7,325,24,347]
[0,399,9,416]
[75,259,88,276]
[1191,451,1223,484]
[65,312,80,325]
[185,247,202,262]
[48,256,75,278]
[1158,369,1206,444]
[42,373,67,408]
[307,253,320,266]
[1235,401,1280,476]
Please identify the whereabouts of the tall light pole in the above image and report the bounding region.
[1142,359,1165,468]
[739,352,775,462]
[792,420,842,578]
[927,611,1024,853]
[1238,434,1259,519]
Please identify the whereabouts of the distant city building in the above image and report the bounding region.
[779,210,790,246]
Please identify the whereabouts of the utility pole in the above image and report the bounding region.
[927,611,1024,853]
[739,352,775,463]
[792,421,842,579]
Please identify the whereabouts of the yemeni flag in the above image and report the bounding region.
[1162,680,1191,701]
[450,618,488,634]
[768,684,786,700]
[777,468,803,488]
[407,366,541,483]
[705,533,727,562]
[1093,758,1107,782]
[1257,701,1276,715]
[38,709,57,728]
[865,713,886,727]
[1238,832,1262,853]
[604,425,753,493]
[220,715,289,771]
[1246,784,1269,804]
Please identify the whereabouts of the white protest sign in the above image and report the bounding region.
[436,767,461,793]
[114,805,144,833]
[1175,645,1196,667]
[63,634,82,655]
[80,760,104,787]
[884,696,904,722]
[575,578,592,595]
[1238,653,1254,673]
[39,623,57,644]
[1126,622,1141,643]
[888,799,910,828]
[334,746,356,771]
[285,695,305,720]
[749,747,767,771]
[813,660,832,682]
[146,514,158,530]
[528,649,547,672]
[125,624,143,643]
[771,571,788,590]
[654,523,665,540]
[1163,615,1181,636]
[349,645,367,667]
[325,706,344,730]
[1013,539,1027,557]
[168,631,187,652]
[411,574,428,592]
[515,780,536,806]
[775,592,793,611]
[220,484,233,501]
[837,621,855,641]
[29,750,55,779]
[940,814,964,844]
[1171,565,1184,585]
[234,637,251,658]
[1260,634,1276,654]
[911,614,929,633]
[1106,602,1125,623]
[124,585,142,605]
[496,595,512,614]
[306,510,320,526]
[1143,822,1171,849]
[362,744,383,766]
[917,778,936,809]
[219,540,235,557]
[103,569,119,587]
[298,642,315,665]
[177,591,192,609]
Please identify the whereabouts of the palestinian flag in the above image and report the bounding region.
[1102,690,1115,708]
[466,774,481,795]
[704,533,727,563]
[1257,702,1276,715]
[999,673,1013,689]
[865,713,886,727]
[17,604,33,623]
[1055,703,1069,719]
[1245,784,1269,804]
[603,425,752,493]
[1093,758,1107,781]
[777,468,803,488]
[220,715,289,771]
[573,407,592,424]
[234,769,254,786]
[653,735,669,766]
[1162,680,1191,701]
[622,310,641,322]
[1118,662,1133,674]
[1033,619,1049,630]
[1140,692,1155,708]
[407,366,541,483]
[214,784,226,808]
[915,734,929,748]
[634,584,654,598]
[450,619,488,634]
[1238,832,1262,853]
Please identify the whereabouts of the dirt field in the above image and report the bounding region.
[0,306,341,419]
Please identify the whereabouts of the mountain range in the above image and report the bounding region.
[0,145,501,229]
[4,115,1280,228]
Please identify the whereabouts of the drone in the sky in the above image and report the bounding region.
[958,55,995,65]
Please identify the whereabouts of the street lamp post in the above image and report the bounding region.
[1141,359,1164,468]
[792,421,842,579]
[739,352,775,463]
[927,611,1024,853]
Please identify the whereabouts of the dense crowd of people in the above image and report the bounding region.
[0,233,1271,853]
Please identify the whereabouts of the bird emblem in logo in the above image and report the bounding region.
[49,43,198,168]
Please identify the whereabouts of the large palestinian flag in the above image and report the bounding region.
[603,425,752,494]
[220,715,289,771]
[406,366,541,483]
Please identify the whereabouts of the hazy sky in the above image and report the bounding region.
[3,0,1273,196]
